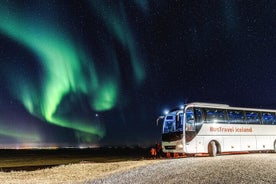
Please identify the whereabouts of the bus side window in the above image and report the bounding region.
[205,108,226,124]
[228,110,245,124]
[262,112,276,125]
[195,108,204,132]
[245,111,261,124]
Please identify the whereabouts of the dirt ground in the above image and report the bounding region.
[90,154,276,184]
[0,159,162,184]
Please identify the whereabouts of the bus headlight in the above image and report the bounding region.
[177,143,184,149]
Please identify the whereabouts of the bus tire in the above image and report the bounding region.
[208,141,217,157]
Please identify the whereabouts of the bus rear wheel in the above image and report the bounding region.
[208,141,217,157]
[274,141,276,153]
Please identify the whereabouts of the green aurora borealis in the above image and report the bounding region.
[0,1,145,145]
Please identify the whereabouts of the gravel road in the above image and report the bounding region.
[88,154,276,184]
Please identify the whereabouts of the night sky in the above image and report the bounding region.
[0,1,275,148]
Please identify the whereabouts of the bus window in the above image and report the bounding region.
[185,108,195,131]
[163,121,175,133]
[176,113,183,131]
[228,110,245,124]
[262,112,276,125]
[163,115,175,133]
[245,111,261,124]
[205,108,226,124]
[194,108,204,132]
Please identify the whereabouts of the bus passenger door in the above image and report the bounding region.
[185,108,196,153]
[194,108,204,153]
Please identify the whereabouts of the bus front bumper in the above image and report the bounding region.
[162,140,185,153]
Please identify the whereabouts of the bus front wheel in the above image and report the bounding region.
[274,141,276,153]
[208,141,217,157]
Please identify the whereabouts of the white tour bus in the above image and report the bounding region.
[161,102,276,156]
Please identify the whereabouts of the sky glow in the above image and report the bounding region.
[0,1,274,147]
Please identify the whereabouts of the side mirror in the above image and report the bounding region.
[156,116,164,126]
[177,114,180,122]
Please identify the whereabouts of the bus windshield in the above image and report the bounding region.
[163,111,183,133]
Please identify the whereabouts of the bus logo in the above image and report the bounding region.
[209,126,253,133]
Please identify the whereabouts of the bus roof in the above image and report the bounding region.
[187,102,229,108]
[186,102,276,113]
